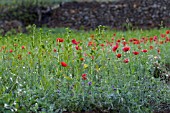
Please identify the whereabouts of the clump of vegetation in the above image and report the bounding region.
[0,26,169,112]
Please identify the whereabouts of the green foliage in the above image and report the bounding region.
[0,0,119,6]
[0,26,170,112]
[0,0,62,6]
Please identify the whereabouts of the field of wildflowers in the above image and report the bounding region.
[0,26,170,112]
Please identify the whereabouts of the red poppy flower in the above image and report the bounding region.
[123,58,129,63]
[112,43,119,52]
[149,46,154,50]
[9,49,13,53]
[53,48,57,52]
[72,39,79,45]
[116,53,121,58]
[157,49,160,54]
[122,37,125,40]
[28,52,31,54]
[161,34,166,38]
[166,30,170,34]
[22,46,25,49]
[88,41,93,46]
[112,45,118,52]
[61,62,67,67]
[142,49,148,53]
[56,38,64,42]
[122,46,130,52]
[133,38,139,41]
[149,37,153,43]
[100,44,104,47]
[117,39,121,43]
[133,41,140,44]
[129,38,133,42]
[122,41,127,46]
[166,37,170,42]
[75,45,79,50]
[132,51,139,55]
[82,73,87,80]
[153,36,158,41]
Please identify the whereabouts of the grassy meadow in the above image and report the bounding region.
[0,26,170,112]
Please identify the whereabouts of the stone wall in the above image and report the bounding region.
[0,0,170,34]
[48,0,170,30]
